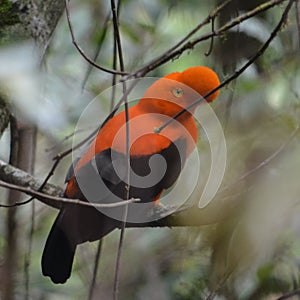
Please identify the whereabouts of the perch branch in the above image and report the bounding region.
[0,160,139,209]
[0,159,235,227]
[0,159,62,208]
[0,179,139,209]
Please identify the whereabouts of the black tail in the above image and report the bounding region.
[42,212,76,284]
[42,206,118,283]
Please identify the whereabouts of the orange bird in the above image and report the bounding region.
[42,66,220,283]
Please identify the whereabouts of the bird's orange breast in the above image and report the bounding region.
[74,105,198,174]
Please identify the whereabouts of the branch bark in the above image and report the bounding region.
[0,159,63,209]
[0,0,64,51]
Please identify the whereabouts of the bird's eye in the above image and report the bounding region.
[172,88,183,98]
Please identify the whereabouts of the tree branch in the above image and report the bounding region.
[0,177,140,209]
[0,159,235,227]
[0,159,62,208]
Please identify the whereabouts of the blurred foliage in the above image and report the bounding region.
[0,0,300,299]
[0,0,19,28]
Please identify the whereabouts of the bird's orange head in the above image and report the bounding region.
[138,66,220,116]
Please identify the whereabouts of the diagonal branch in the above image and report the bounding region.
[155,0,295,133]
[130,0,289,78]
[130,0,233,78]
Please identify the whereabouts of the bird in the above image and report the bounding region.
[41,66,220,284]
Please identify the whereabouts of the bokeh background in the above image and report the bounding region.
[0,0,300,299]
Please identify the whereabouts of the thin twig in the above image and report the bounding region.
[38,159,61,192]
[44,124,104,189]
[88,240,103,300]
[110,2,119,112]
[219,125,300,194]
[0,197,34,208]
[81,11,111,91]
[205,15,215,56]
[0,180,140,208]
[64,0,128,76]
[45,127,92,152]
[110,1,129,299]
[276,289,300,300]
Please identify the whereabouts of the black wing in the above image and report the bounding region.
[73,138,187,204]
